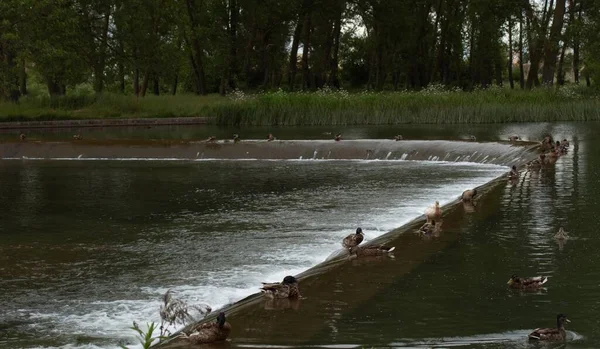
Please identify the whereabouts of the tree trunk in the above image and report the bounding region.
[153,74,160,95]
[140,71,150,97]
[93,7,111,93]
[556,40,567,85]
[508,16,514,89]
[327,2,343,88]
[301,0,312,90]
[172,74,178,95]
[541,0,566,85]
[228,0,238,90]
[287,14,303,90]
[518,12,525,89]
[133,68,140,96]
[185,0,208,95]
[19,57,27,96]
[572,1,582,83]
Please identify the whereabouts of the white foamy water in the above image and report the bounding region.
[1,159,508,349]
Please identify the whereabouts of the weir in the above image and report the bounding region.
[143,141,540,348]
[1,139,539,166]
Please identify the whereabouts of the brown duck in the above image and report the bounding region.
[507,274,548,289]
[461,189,477,202]
[342,228,364,251]
[355,244,395,256]
[260,275,300,299]
[181,312,231,344]
[418,220,440,235]
[528,314,570,341]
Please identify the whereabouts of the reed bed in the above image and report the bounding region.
[1,85,599,125]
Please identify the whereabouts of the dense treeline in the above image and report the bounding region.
[0,0,599,101]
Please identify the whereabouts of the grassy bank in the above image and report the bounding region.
[1,85,599,125]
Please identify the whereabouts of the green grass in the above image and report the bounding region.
[1,85,599,125]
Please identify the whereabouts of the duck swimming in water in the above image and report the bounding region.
[261,275,300,299]
[507,274,548,289]
[181,312,231,344]
[528,314,570,341]
[342,228,364,251]
[554,227,569,240]
[461,189,477,202]
[424,201,441,223]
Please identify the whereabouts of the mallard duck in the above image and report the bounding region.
[342,227,364,250]
[529,154,546,168]
[469,135,477,142]
[528,314,570,341]
[355,244,395,256]
[418,220,440,235]
[508,165,519,179]
[461,189,477,202]
[509,136,519,142]
[206,136,217,143]
[394,135,403,141]
[73,134,82,140]
[548,148,558,158]
[334,133,342,141]
[233,134,240,143]
[424,201,441,223]
[260,275,300,299]
[507,274,548,289]
[181,312,231,344]
[267,133,275,141]
[554,227,569,240]
[19,133,26,141]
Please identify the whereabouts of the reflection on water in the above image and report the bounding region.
[2,122,600,349]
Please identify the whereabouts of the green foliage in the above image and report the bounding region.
[1,87,598,125]
[120,321,164,349]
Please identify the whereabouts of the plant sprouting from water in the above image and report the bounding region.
[158,289,212,336]
[120,321,165,349]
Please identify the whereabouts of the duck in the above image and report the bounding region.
[181,312,231,344]
[540,135,554,151]
[469,135,477,142]
[554,227,569,240]
[206,136,217,143]
[424,201,441,223]
[73,134,82,140]
[334,133,342,141]
[342,227,364,251]
[507,274,548,289]
[528,314,570,341]
[509,136,519,142]
[528,154,546,168]
[418,220,439,235]
[19,133,26,141]
[461,189,477,202]
[394,135,403,141]
[508,165,519,179]
[267,133,275,141]
[355,244,395,256]
[233,134,240,143]
[260,275,300,299]
[561,138,570,148]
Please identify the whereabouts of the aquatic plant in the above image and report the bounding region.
[159,290,212,336]
[121,321,164,349]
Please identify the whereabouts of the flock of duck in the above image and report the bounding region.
[17,131,573,343]
[177,133,574,345]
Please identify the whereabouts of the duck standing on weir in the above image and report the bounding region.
[334,133,342,141]
[260,275,300,299]
[424,201,441,223]
[342,227,364,252]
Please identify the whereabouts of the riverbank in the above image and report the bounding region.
[1,87,599,127]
